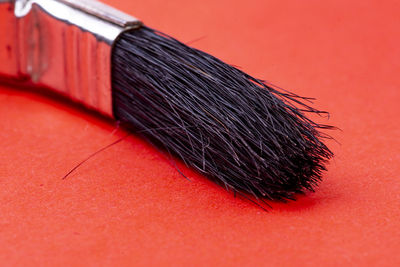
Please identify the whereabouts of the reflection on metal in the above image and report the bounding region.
[0,0,142,117]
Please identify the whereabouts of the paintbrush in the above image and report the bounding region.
[0,0,333,201]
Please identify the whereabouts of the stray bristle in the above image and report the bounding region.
[112,26,333,201]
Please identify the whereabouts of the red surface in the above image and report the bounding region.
[1,0,399,266]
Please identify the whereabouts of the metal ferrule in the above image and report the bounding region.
[0,0,141,117]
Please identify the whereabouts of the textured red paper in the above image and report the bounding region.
[0,0,399,266]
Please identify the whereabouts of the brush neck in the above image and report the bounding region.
[0,1,19,80]
[0,0,141,117]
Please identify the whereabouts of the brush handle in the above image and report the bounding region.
[0,0,141,117]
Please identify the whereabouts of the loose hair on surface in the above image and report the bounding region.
[112,26,334,201]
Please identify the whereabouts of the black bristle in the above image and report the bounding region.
[111,25,334,201]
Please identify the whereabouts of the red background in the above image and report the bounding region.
[1,0,399,266]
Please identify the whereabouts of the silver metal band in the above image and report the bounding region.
[0,0,142,117]
[57,0,139,27]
